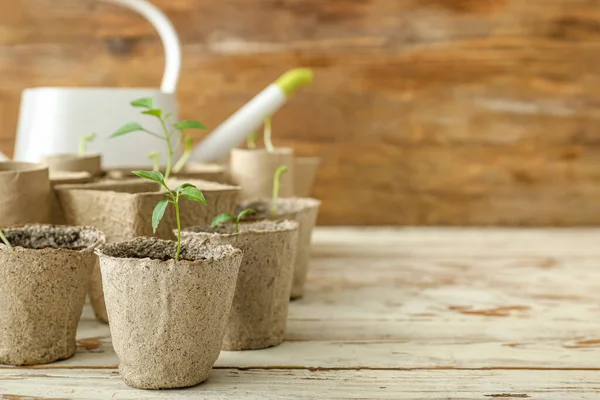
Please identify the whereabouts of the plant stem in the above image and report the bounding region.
[271,173,279,216]
[160,118,174,181]
[264,115,274,153]
[174,197,181,261]
[0,230,12,249]
[78,137,85,157]
[235,218,239,233]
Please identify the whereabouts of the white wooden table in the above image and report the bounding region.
[1,228,600,399]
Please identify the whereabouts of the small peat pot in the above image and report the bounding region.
[238,198,320,299]
[230,148,295,200]
[49,172,93,225]
[0,162,53,226]
[56,179,240,324]
[105,163,227,183]
[43,154,103,178]
[96,237,242,389]
[0,225,105,365]
[294,157,320,197]
[182,220,299,350]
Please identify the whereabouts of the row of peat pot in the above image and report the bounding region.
[0,159,320,390]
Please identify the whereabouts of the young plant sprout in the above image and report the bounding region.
[271,166,289,215]
[132,170,207,261]
[78,133,97,157]
[247,131,258,149]
[211,209,257,233]
[148,152,160,172]
[111,98,207,180]
[0,229,12,249]
[263,115,274,153]
[172,135,194,174]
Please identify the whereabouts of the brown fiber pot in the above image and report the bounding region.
[294,157,320,197]
[0,225,105,365]
[182,220,299,350]
[238,198,321,299]
[105,163,227,183]
[43,154,103,178]
[229,148,295,200]
[0,162,52,227]
[56,178,240,324]
[96,237,242,389]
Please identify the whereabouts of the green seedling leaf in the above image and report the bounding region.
[175,120,207,131]
[142,109,163,118]
[111,122,144,138]
[0,230,12,249]
[131,97,154,109]
[211,213,235,227]
[132,170,165,185]
[152,199,169,234]
[79,132,97,156]
[180,185,207,205]
[237,208,256,221]
[174,183,194,194]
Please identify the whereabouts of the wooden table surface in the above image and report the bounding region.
[1,228,599,399]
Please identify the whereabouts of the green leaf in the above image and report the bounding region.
[152,200,169,234]
[174,183,194,194]
[110,122,144,138]
[130,97,154,109]
[211,213,235,227]
[142,109,162,118]
[131,170,165,185]
[237,208,257,221]
[180,185,207,205]
[175,120,207,131]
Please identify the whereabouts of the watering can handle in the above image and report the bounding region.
[100,0,181,93]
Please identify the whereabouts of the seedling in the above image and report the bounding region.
[172,135,194,173]
[148,152,160,172]
[247,131,258,149]
[0,230,12,249]
[211,209,256,233]
[79,133,97,157]
[111,98,207,180]
[263,115,274,152]
[132,170,207,261]
[271,166,288,215]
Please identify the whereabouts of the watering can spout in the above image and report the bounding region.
[191,68,313,162]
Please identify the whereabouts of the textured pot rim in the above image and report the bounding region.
[181,219,299,238]
[95,236,242,265]
[0,224,106,255]
[231,147,294,155]
[55,178,240,196]
[0,161,48,174]
[44,154,102,161]
[240,197,322,215]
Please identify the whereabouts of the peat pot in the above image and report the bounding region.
[0,225,105,365]
[96,237,242,389]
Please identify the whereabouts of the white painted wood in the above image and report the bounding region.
[2,228,600,398]
[0,369,597,399]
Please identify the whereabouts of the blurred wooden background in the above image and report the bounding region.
[2,0,600,225]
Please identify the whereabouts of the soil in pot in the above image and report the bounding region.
[0,224,105,365]
[0,162,53,227]
[43,154,103,178]
[237,198,320,300]
[182,220,299,350]
[294,157,320,197]
[96,237,242,389]
[55,178,240,324]
[229,148,295,200]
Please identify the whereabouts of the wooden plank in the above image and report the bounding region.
[0,368,597,399]
[3,1,600,224]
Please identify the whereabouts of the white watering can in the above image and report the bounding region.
[11,0,312,167]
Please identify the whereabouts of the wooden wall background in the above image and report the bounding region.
[2,0,600,225]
